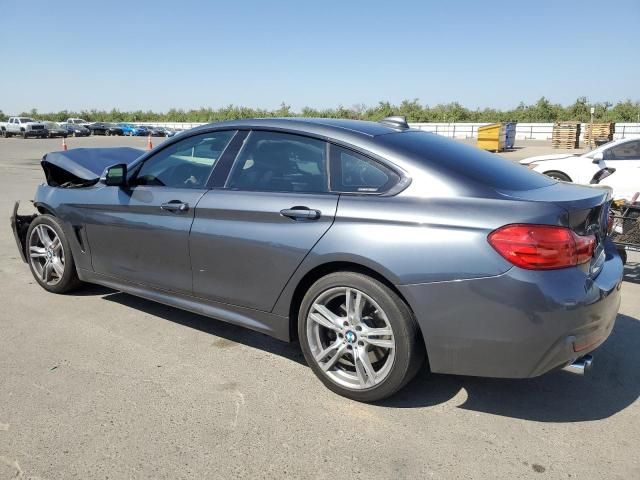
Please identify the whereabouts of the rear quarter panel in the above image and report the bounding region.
[272,193,565,316]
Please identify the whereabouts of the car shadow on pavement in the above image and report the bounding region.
[79,288,638,422]
[382,313,640,422]
[99,291,307,365]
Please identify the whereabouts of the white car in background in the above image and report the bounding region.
[520,137,640,201]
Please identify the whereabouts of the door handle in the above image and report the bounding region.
[161,201,189,212]
[280,207,321,220]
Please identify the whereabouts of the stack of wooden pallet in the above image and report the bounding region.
[584,123,614,147]
[552,122,581,149]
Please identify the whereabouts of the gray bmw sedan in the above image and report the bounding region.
[11,117,623,401]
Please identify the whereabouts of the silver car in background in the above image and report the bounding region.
[11,117,623,401]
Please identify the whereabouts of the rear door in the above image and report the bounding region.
[190,130,338,311]
[84,130,237,293]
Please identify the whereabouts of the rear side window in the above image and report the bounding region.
[380,131,555,191]
[330,146,399,193]
[227,131,328,193]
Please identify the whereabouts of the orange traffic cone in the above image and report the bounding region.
[146,134,153,150]
[62,138,68,151]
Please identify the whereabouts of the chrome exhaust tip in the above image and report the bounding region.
[562,354,593,375]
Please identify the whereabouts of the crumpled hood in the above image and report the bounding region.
[519,152,581,165]
[41,147,143,187]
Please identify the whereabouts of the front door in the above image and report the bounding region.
[599,140,640,200]
[84,130,237,293]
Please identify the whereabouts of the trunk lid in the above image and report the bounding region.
[497,182,612,274]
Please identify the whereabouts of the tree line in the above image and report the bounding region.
[2,97,639,124]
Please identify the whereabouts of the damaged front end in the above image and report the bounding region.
[41,147,143,188]
[11,202,38,263]
[11,147,144,261]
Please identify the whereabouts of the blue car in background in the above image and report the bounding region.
[117,123,145,136]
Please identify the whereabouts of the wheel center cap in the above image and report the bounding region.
[345,330,357,344]
[46,249,53,259]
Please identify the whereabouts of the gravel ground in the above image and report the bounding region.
[0,135,638,480]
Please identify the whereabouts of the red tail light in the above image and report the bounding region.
[488,224,595,270]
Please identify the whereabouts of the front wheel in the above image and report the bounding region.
[26,215,82,294]
[105,130,111,136]
[22,131,28,139]
[299,272,424,402]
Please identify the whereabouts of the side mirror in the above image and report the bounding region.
[592,152,604,164]
[103,163,127,187]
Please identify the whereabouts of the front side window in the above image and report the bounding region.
[605,141,640,160]
[134,131,235,189]
[330,145,399,193]
[227,131,328,193]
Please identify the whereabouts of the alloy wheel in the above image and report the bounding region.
[29,224,65,286]
[306,287,396,390]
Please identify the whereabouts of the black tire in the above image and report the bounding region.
[73,132,77,137]
[544,170,572,182]
[26,215,82,294]
[22,130,27,139]
[2,129,7,138]
[299,271,425,402]
[105,130,111,136]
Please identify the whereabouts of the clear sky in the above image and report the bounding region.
[2,0,638,113]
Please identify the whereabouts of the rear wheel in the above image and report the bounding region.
[26,215,82,294]
[22,130,27,139]
[544,170,571,182]
[299,272,424,402]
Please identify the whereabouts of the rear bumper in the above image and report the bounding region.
[398,240,623,378]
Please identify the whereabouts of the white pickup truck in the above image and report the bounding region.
[60,118,93,129]
[1,117,48,138]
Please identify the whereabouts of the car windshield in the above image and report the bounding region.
[381,131,556,191]
[44,122,57,128]
[20,118,36,123]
